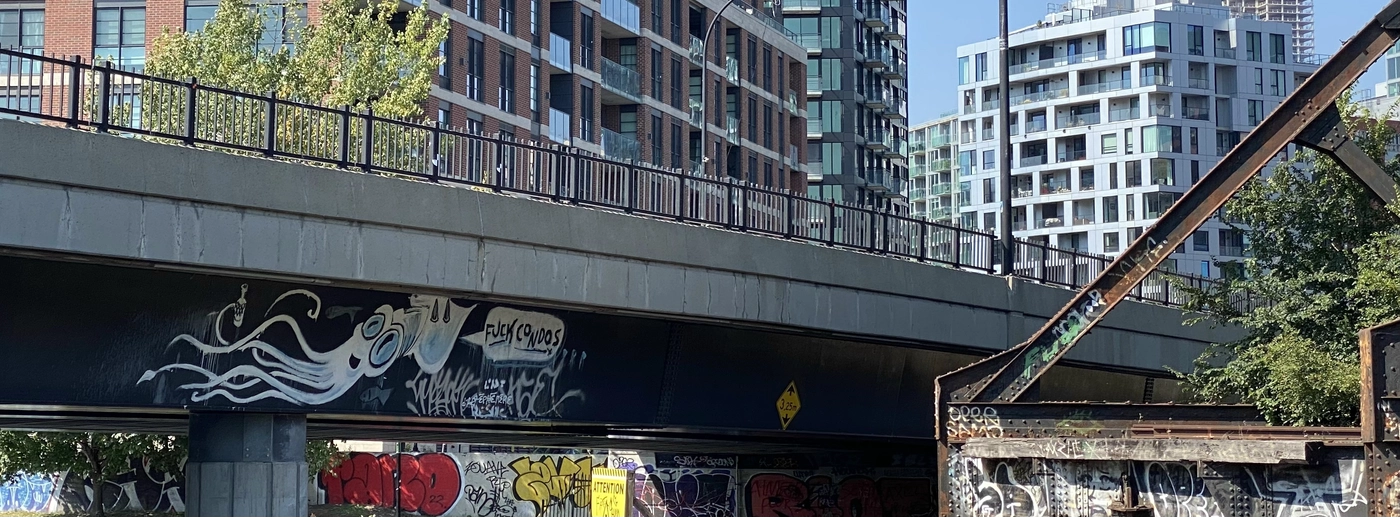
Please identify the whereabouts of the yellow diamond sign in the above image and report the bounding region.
[776,381,801,430]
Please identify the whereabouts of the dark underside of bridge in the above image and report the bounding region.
[0,249,1173,455]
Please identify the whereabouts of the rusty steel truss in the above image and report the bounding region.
[936,2,1400,517]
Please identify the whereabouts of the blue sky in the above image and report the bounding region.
[906,0,1391,124]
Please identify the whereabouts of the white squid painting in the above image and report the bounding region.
[138,287,473,406]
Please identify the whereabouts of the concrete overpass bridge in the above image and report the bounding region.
[0,114,1239,513]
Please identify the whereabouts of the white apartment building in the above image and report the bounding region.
[954,0,1316,278]
[908,113,959,224]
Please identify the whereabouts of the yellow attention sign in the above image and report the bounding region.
[591,468,630,517]
[777,381,801,430]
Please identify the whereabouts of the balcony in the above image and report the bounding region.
[1057,149,1087,162]
[930,158,953,171]
[788,144,800,168]
[861,47,889,69]
[688,100,703,127]
[1019,155,1047,167]
[1109,107,1140,122]
[1056,113,1100,129]
[1010,88,1069,106]
[1216,47,1237,59]
[796,34,821,54]
[981,128,994,140]
[884,138,907,158]
[963,104,978,115]
[782,0,821,13]
[960,131,975,144]
[787,91,799,113]
[1025,119,1048,134]
[806,118,823,137]
[1149,102,1173,117]
[863,168,890,191]
[910,188,927,198]
[726,115,739,144]
[600,57,641,103]
[1141,74,1172,87]
[1040,218,1065,228]
[931,183,953,196]
[930,134,953,147]
[884,15,905,40]
[881,56,906,78]
[549,33,572,70]
[807,76,821,95]
[1009,50,1106,75]
[866,130,891,150]
[599,0,640,35]
[1077,79,1130,96]
[930,207,953,220]
[726,56,739,83]
[862,2,889,27]
[1188,77,1210,89]
[548,108,571,145]
[982,98,1001,111]
[601,128,639,162]
[863,89,888,108]
[1073,216,1095,226]
[1184,106,1210,120]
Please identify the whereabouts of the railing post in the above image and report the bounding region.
[867,211,878,253]
[738,183,749,231]
[263,91,277,157]
[184,77,197,145]
[361,107,374,171]
[952,227,962,267]
[678,171,688,221]
[430,121,442,182]
[918,222,928,262]
[67,56,83,128]
[568,149,581,204]
[337,105,351,169]
[783,195,794,238]
[826,201,836,246]
[97,61,112,133]
[551,147,565,202]
[626,166,638,213]
[1071,252,1079,287]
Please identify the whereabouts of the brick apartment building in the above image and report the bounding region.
[0,0,810,192]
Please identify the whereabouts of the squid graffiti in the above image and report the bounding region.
[138,286,473,405]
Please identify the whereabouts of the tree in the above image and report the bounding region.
[1180,97,1400,426]
[0,432,343,516]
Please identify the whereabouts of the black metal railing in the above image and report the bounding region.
[0,48,1244,310]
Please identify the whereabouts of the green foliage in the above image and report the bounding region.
[1180,97,1400,426]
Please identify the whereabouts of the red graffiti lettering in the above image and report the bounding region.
[745,475,933,517]
[319,452,462,517]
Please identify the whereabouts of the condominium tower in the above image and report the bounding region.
[0,0,811,192]
[908,114,959,224]
[781,0,909,210]
[1221,0,1314,61]
[954,0,1315,277]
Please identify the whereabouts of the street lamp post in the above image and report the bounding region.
[698,0,745,178]
[998,0,1015,274]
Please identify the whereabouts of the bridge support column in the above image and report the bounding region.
[185,412,308,517]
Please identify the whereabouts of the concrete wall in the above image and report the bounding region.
[0,119,1242,377]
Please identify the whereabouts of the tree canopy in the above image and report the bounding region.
[1181,98,1400,426]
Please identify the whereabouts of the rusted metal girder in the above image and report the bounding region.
[1361,318,1400,516]
[936,0,1400,413]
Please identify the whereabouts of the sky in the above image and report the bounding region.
[906,0,1392,124]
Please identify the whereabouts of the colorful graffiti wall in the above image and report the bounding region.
[0,460,183,514]
[947,451,1367,517]
[313,449,938,517]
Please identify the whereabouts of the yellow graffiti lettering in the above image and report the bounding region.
[510,456,594,511]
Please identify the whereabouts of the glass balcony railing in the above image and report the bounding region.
[807,118,822,135]
[599,0,640,34]
[549,33,572,70]
[1149,102,1173,117]
[930,158,953,171]
[600,57,640,101]
[689,36,705,65]
[930,134,952,147]
[1010,88,1069,105]
[931,183,953,196]
[1056,113,1100,128]
[1008,50,1106,75]
[726,115,740,144]
[796,34,821,53]
[1020,155,1048,167]
[1184,106,1210,120]
[1141,74,1173,87]
[1056,149,1087,162]
[1077,79,1130,95]
[1109,107,1140,122]
[782,0,821,11]
[1216,47,1237,59]
[930,207,953,220]
[807,76,821,93]
[601,127,639,162]
[726,56,739,82]
[787,91,799,113]
[982,98,1001,111]
[549,108,571,144]
[1188,77,1210,89]
[1025,119,1048,133]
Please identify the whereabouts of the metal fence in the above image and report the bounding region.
[0,48,1244,310]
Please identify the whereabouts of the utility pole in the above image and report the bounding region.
[998,0,1015,274]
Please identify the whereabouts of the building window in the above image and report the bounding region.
[580,83,593,142]
[747,97,757,141]
[651,114,663,164]
[1104,232,1120,253]
[1126,193,1136,220]
[1150,158,1174,185]
[1102,133,1118,154]
[464,0,479,20]
[1271,69,1285,96]
[95,6,146,70]
[580,12,593,70]
[1187,25,1204,56]
[762,46,772,91]
[184,3,214,32]
[982,178,995,203]
[529,62,539,118]
[254,3,305,52]
[438,37,450,88]
[529,0,538,42]
[1126,160,1142,187]
[1141,125,1182,153]
[747,36,758,82]
[974,52,988,82]
[1254,67,1264,94]
[1248,100,1264,126]
[467,36,484,101]
[1193,230,1210,252]
[1103,197,1119,223]
[651,47,662,100]
[1246,31,1262,61]
[670,0,681,45]
[1200,261,1210,278]
[1270,33,1285,64]
[958,56,971,85]
[498,50,516,112]
[670,122,681,168]
[670,57,682,109]
[1124,22,1170,55]
[0,7,43,73]
[499,0,514,34]
[762,103,772,149]
[438,106,450,126]
[1191,160,1201,183]
[982,149,994,170]
[817,18,838,53]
